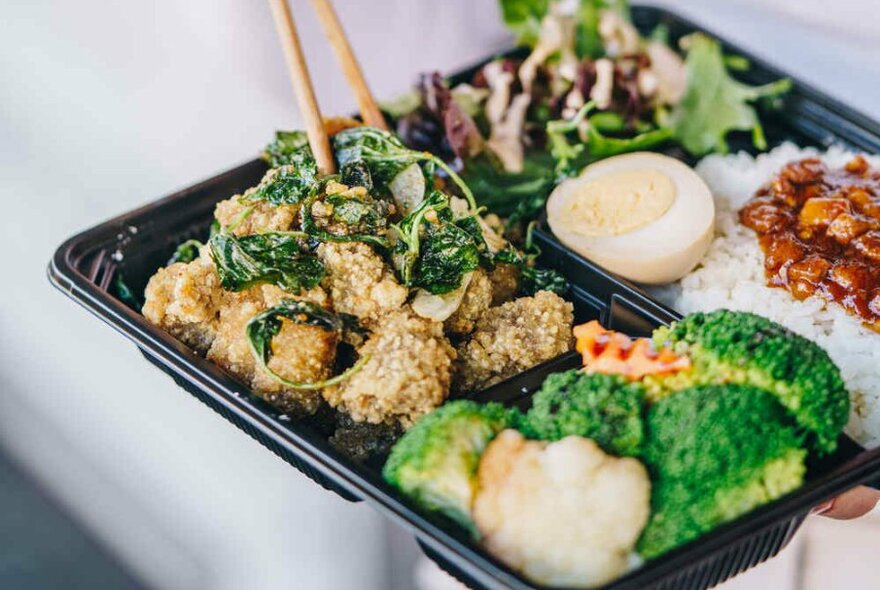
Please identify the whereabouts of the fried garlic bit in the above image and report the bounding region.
[473,430,650,589]
[323,310,456,428]
[574,320,690,381]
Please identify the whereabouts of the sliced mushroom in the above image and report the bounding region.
[646,41,687,105]
[589,58,615,110]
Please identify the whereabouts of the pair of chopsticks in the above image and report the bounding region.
[267,0,388,176]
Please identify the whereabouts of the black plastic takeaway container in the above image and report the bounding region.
[49,5,880,590]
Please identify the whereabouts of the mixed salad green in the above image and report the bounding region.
[388,0,790,223]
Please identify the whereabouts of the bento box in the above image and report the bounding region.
[49,5,880,590]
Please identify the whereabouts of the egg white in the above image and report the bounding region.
[547,152,715,284]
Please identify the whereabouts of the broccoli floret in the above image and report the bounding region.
[523,370,645,457]
[649,310,849,453]
[637,384,806,559]
[382,400,514,533]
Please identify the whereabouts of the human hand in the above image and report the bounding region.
[812,486,880,520]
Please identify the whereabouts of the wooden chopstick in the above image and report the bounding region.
[267,0,337,175]
[309,0,389,130]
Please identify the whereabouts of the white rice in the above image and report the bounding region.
[651,143,880,449]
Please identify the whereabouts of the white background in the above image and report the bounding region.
[0,1,878,589]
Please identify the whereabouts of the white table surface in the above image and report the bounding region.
[0,1,877,589]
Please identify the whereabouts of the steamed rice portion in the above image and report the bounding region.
[652,143,880,449]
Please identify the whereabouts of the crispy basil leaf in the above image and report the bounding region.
[521,266,569,296]
[324,191,392,239]
[670,33,791,156]
[333,127,424,193]
[208,231,324,293]
[459,151,556,220]
[392,191,450,285]
[242,165,319,206]
[493,245,525,267]
[392,191,487,294]
[114,272,142,310]
[414,220,482,295]
[168,239,202,265]
[262,130,317,170]
[333,126,477,209]
[300,187,391,249]
[339,159,374,192]
[492,224,569,296]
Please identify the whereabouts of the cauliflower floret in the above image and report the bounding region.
[473,430,650,589]
[455,291,573,392]
[316,241,408,326]
[214,169,300,236]
[207,284,333,416]
[323,310,455,427]
[142,248,223,354]
[444,269,494,335]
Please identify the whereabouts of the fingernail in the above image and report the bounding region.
[810,500,834,515]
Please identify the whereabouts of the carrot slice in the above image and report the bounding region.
[573,320,691,380]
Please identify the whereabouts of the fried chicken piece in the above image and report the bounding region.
[473,430,650,588]
[142,248,223,354]
[207,284,334,416]
[214,168,300,237]
[487,262,521,306]
[444,269,494,335]
[454,291,574,392]
[323,310,456,428]
[316,241,409,326]
[214,198,299,237]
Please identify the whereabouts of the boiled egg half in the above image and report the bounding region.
[546,152,714,284]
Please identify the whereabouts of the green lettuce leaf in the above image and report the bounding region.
[498,0,549,47]
[670,34,791,156]
[546,102,671,177]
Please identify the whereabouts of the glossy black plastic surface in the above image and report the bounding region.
[49,5,880,590]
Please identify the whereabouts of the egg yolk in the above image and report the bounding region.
[556,169,676,237]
